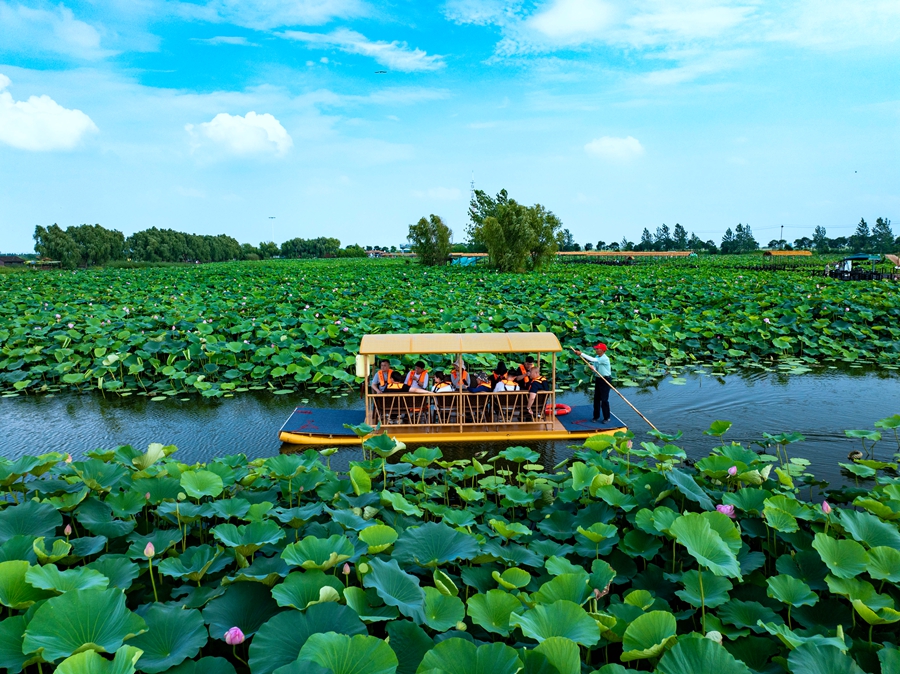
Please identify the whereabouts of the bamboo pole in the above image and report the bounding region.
[570,347,658,432]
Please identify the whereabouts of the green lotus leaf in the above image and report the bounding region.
[282,534,354,571]
[386,620,433,674]
[489,519,532,540]
[33,536,72,564]
[76,499,136,539]
[722,488,771,514]
[180,470,224,499]
[591,485,638,511]
[223,552,289,586]
[416,638,522,674]
[576,522,617,544]
[349,466,372,496]
[71,535,108,558]
[272,570,345,610]
[531,572,591,606]
[343,586,401,623]
[126,529,182,560]
[157,545,224,583]
[295,632,398,674]
[544,556,582,576]
[717,600,782,633]
[106,492,147,519]
[401,446,443,468]
[764,507,799,533]
[132,477,182,504]
[466,589,524,637]
[209,498,251,520]
[510,600,600,646]
[492,567,531,590]
[25,563,109,594]
[131,442,169,471]
[126,604,207,673]
[211,520,284,557]
[264,454,308,480]
[359,524,399,554]
[879,646,900,674]
[0,560,52,609]
[44,487,91,513]
[675,570,732,608]
[433,569,458,597]
[85,556,140,591]
[381,491,423,517]
[655,635,752,674]
[166,656,236,674]
[201,581,279,640]
[423,586,464,632]
[850,599,900,625]
[0,614,41,674]
[786,643,865,674]
[756,621,847,651]
[766,574,817,608]
[665,469,714,511]
[23,588,147,663]
[669,513,741,578]
[394,522,479,568]
[0,500,63,544]
[55,645,143,674]
[812,533,869,579]
[866,546,900,582]
[363,432,404,458]
[620,610,677,662]
[363,558,426,623]
[839,510,900,550]
[249,603,367,674]
[620,530,663,560]
[71,460,130,494]
[570,462,599,491]
[533,636,580,674]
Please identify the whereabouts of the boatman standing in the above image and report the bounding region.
[574,342,612,423]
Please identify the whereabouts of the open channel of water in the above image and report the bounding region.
[2,367,898,485]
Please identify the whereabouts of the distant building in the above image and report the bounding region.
[0,255,25,266]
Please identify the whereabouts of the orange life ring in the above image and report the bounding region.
[545,403,571,416]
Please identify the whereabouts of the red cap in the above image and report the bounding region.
[593,342,607,351]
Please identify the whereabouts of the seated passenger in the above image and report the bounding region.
[467,372,492,393]
[493,371,521,392]
[404,361,429,391]
[431,371,453,392]
[370,359,393,394]
[385,370,409,392]
[524,366,547,419]
[489,361,508,390]
[450,359,469,390]
[513,356,535,385]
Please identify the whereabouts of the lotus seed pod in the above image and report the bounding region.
[358,562,370,574]
[455,622,467,631]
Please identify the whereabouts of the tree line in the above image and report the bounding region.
[33,224,365,268]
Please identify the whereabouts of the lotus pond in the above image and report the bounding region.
[1,415,900,674]
[2,258,898,399]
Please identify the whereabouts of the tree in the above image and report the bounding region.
[654,224,671,251]
[850,218,870,252]
[812,225,829,252]
[638,228,653,251]
[596,240,606,250]
[672,223,688,249]
[872,217,894,253]
[793,236,813,250]
[584,242,593,251]
[466,189,508,252]
[280,237,341,258]
[408,214,452,266]
[258,241,280,259]
[34,224,81,268]
[607,241,620,251]
[559,228,577,251]
[732,224,758,253]
[720,228,735,254]
[620,237,634,251]
[471,198,561,272]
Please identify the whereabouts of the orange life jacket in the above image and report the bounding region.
[376,369,394,387]
[452,367,468,384]
[518,363,531,384]
[386,381,405,391]
[498,378,520,390]
[405,370,428,387]
[433,382,452,392]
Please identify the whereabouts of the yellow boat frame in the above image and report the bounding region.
[279,332,626,445]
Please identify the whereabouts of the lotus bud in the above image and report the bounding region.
[342,563,351,576]
[144,542,155,558]
[224,626,245,645]
[715,504,736,519]
[64,524,72,537]
[822,501,832,515]
[705,630,723,644]
[728,466,738,477]
[65,453,72,463]
[145,492,151,500]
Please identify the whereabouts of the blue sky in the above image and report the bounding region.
[1,0,898,253]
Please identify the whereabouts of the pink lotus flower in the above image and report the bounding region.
[728,466,738,477]
[64,524,72,536]
[224,627,245,645]
[822,501,832,514]
[65,453,72,463]
[144,542,155,558]
[342,563,351,576]
[763,318,770,324]
[716,504,736,519]
[145,492,151,500]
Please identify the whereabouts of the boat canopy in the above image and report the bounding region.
[359,332,562,355]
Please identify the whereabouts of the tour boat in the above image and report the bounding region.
[279,332,627,445]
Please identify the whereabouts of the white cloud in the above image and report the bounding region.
[0,74,98,151]
[412,187,463,200]
[185,111,293,156]
[443,0,517,26]
[771,1,900,50]
[178,0,368,30]
[528,0,619,42]
[0,2,112,60]
[192,36,258,46]
[279,28,445,72]
[584,135,644,160]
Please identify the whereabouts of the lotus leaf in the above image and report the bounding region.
[180,470,224,499]
[343,586,401,622]
[23,588,147,662]
[0,615,40,674]
[466,589,524,637]
[294,632,398,674]
[544,555,581,576]
[167,657,236,674]
[272,570,345,610]
[416,638,522,674]
[669,513,741,578]
[620,610,677,662]
[787,644,865,674]
[423,586,465,632]
[432,568,458,596]
[211,520,284,557]
[839,510,900,550]
[656,636,752,674]
[0,560,52,609]
[25,563,109,594]
[812,534,869,579]
[249,603,366,674]
[157,545,224,583]
[127,529,182,560]
[349,466,372,496]
[33,536,72,564]
[55,645,143,674]
[385,620,433,674]
[533,637,580,674]
[866,546,900,582]
[531,572,591,605]
[510,599,601,646]
[757,621,848,651]
[202,581,279,639]
[126,604,207,673]
[493,567,531,590]
[86,556,140,591]
[106,491,147,518]
[77,499,136,539]
[766,574,817,608]
[394,523,478,568]
[665,469,714,511]
[676,570,732,608]
[0,500,62,543]
[489,519,532,540]
[717,600,781,633]
[381,491,424,517]
[282,534,354,570]
[363,558,426,622]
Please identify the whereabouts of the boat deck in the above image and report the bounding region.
[278,405,626,445]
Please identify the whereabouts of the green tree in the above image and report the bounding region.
[654,224,671,250]
[560,228,577,251]
[721,227,735,254]
[733,224,758,253]
[584,242,593,251]
[466,188,508,252]
[258,241,280,259]
[672,223,688,249]
[471,199,561,272]
[34,224,81,268]
[813,225,829,252]
[871,217,894,253]
[850,218,870,252]
[408,214,453,266]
